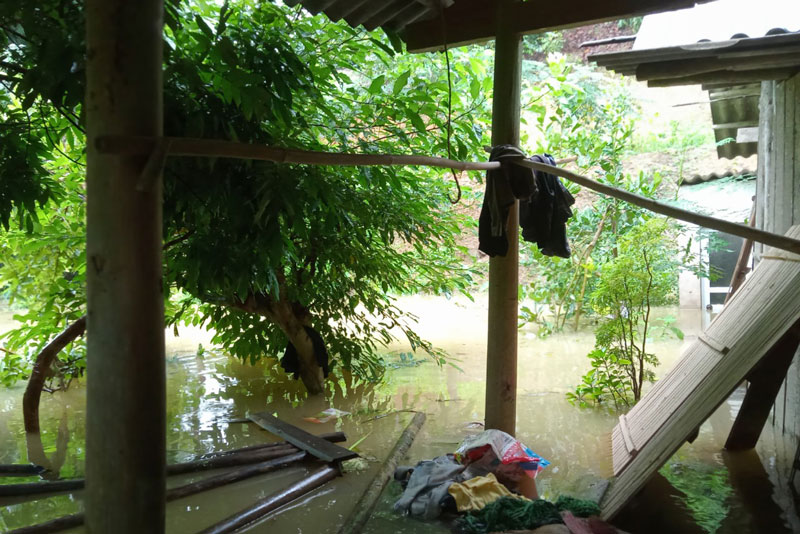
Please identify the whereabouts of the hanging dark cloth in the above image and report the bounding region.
[478,145,538,257]
[519,154,575,258]
[478,149,574,259]
[280,325,330,379]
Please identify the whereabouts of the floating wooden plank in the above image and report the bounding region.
[601,225,800,519]
[248,412,358,463]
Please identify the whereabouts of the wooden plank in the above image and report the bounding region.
[725,320,800,450]
[619,414,637,456]
[601,226,800,519]
[248,412,358,463]
[791,75,800,226]
[646,67,799,88]
[698,334,730,355]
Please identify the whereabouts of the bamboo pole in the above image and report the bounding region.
[196,464,340,534]
[6,453,309,534]
[0,479,84,498]
[85,0,165,532]
[337,412,426,534]
[197,431,345,460]
[0,433,344,498]
[94,135,800,256]
[0,464,45,477]
[726,200,757,303]
[96,135,577,172]
[517,160,800,256]
[484,0,522,437]
[166,446,300,476]
[95,135,500,171]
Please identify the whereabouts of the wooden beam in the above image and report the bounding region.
[636,49,800,81]
[725,320,800,451]
[484,0,520,437]
[646,67,799,88]
[402,0,711,53]
[726,200,756,303]
[84,0,166,532]
[248,412,358,463]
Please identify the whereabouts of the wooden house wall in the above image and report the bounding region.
[755,72,800,500]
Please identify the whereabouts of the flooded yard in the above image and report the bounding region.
[0,295,797,533]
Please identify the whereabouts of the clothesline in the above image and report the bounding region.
[95,135,800,256]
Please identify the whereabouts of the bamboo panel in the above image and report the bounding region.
[602,226,800,519]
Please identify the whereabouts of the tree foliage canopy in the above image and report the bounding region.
[0,0,492,391]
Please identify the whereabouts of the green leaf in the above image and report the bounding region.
[392,70,410,96]
[368,75,385,95]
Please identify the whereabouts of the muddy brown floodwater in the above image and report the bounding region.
[0,295,797,533]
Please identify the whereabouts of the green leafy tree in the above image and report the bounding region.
[0,1,491,400]
[518,58,659,335]
[568,218,684,408]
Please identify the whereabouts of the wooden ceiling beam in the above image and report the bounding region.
[402,0,711,52]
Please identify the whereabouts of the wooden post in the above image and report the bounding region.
[725,320,800,451]
[85,1,165,532]
[485,0,522,436]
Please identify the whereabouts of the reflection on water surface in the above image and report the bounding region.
[0,296,796,533]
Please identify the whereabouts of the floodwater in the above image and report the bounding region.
[0,295,797,533]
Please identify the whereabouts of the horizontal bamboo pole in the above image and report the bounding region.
[96,136,577,171]
[7,453,310,534]
[196,464,339,534]
[517,159,800,257]
[94,134,800,255]
[0,464,46,477]
[95,135,501,171]
[0,433,345,499]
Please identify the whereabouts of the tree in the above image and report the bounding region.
[568,218,685,408]
[0,1,491,401]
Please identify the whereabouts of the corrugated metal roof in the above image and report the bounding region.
[590,0,800,160]
[633,0,800,50]
[283,0,449,33]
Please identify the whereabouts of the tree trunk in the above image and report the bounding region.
[232,294,325,395]
[273,304,325,395]
[23,316,86,434]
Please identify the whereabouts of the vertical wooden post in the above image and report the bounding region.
[85,1,165,532]
[725,320,800,451]
[484,0,522,436]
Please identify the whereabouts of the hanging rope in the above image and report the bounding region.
[439,1,461,204]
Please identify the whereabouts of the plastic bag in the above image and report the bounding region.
[303,407,350,424]
[454,429,550,479]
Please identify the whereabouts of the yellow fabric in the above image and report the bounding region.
[447,473,523,512]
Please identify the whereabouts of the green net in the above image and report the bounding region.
[456,495,601,534]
